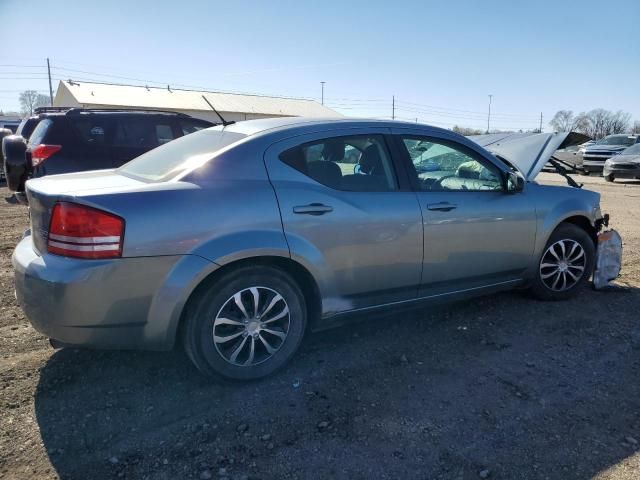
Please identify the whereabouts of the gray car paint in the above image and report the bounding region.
[603,154,640,179]
[12,118,603,350]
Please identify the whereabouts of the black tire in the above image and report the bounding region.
[529,223,595,301]
[183,265,306,380]
[604,174,614,182]
[581,170,590,176]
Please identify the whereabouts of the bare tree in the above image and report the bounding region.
[552,108,632,139]
[19,91,50,115]
[549,110,577,132]
[452,125,483,136]
[633,120,640,134]
[19,90,38,115]
[608,110,632,135]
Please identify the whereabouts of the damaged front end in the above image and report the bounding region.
[593,209,622,289]
[594,228,623,289]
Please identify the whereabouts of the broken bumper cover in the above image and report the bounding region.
[593,229,622,289]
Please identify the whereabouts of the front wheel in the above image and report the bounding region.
[183,266,307,380]
[529,223,595,301]
[604,174,615,182]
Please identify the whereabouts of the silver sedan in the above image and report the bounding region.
[13,118,606,380]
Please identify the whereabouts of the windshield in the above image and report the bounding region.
[621,143,640,155]
[596,135,637,146]
[118,127,246,182]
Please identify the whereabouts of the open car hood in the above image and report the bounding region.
[468,131,590,180]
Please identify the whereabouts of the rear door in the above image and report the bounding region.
[392,129,537,297]
[66,115,115,173]
[264,128,423,314]
[110,115,177,167]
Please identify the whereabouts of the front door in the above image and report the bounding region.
[264,129,423,315]
[393,131,537,297]
[110,116,176,167]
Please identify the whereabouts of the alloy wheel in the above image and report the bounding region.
[539,239,587,292]
[212,286,290,366]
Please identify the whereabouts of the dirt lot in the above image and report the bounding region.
[1,176,639,480]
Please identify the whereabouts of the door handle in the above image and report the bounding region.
[426,202,457,212]
[293,203,333,215]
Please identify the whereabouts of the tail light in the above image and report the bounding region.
[47,202,124,259]
[31,144,61,167]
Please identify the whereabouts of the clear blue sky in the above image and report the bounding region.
[1,0,638,131]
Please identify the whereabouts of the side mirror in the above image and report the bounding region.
[505,171,525,193]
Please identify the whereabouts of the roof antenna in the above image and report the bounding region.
[202,95,235,126]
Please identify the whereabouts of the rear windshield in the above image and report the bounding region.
[27,118,52,145]
[597,135,637,146]
[16,117,39,139]
[117,127,246,182]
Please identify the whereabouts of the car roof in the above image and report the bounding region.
[223,116,454,138]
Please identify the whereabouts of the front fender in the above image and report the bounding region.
[528,184,600,276]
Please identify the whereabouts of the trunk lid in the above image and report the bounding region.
[469,131,589,180]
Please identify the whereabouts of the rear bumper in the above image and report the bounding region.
[12,236,217,350]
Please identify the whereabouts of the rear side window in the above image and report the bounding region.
[118,127,246,182]
[180,118,211,135]
[279,135,398,192]
[156,124,175,145]
[112,117,176,147]
[70,117,113,146]
[16,118,39,139]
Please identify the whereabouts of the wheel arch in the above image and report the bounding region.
[174,256,323,348]
[560,215,598,245]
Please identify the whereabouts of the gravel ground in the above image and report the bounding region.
[1,176,639,480]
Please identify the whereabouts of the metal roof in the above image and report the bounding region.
[54,80,339,117]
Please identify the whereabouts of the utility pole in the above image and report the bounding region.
[47,58,54,106]
[320,81,325,105]
[539,112,543,133]
[487,94,493,133]
[392,95,395,120]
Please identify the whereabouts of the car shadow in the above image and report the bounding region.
[34,286,640,479]
[611,179,640,185]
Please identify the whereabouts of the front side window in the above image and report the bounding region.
[279,135,397,192]
[401,137,503,192]
[113,118,174,148]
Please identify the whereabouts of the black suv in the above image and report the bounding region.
[2,107,214,193]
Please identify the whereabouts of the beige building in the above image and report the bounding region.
[53,80,339,123]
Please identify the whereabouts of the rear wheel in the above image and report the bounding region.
[604,173,615,182]
[183,266,306,380]
[529,223,595,301]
